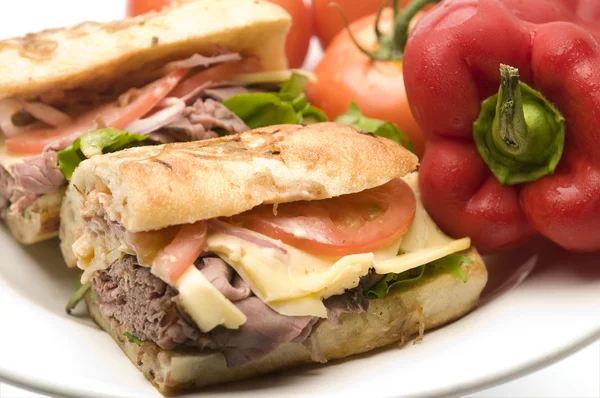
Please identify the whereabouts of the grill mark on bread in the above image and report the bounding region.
[359,130,376,138]
[18,35,58,61]
[153,159,173,170]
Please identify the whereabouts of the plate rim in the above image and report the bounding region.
[1,275,599,398]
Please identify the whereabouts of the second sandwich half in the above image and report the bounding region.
[0,0,291,244]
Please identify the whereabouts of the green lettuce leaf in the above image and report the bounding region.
[430,253,473,283]
[301,105,328,124]
[279,72,309,100]
[124,332,144,347]
[222,93,298,129]
[223,72,328,128]
[366,254,472,299]
[57,128,148,180]
[335,101,414,152]
[65,279,91,315]
[366,265,425,299]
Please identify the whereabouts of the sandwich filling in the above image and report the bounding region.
[0,51,308,219]
[72,172,473,367]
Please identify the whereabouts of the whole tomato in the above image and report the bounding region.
[126,0,311,69]
[307,0,434,157]
[267,0,312,68]
[312,0,412,49]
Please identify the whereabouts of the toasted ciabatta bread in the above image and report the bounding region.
[60,123,419,266]
[4,189,64,244]
[85,247,487,395]
[0,0,290,100]
[2,0,291,245]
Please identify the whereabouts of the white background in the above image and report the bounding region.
[0,1,598,397]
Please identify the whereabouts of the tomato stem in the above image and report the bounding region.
[392,0,439,54]
[330,0,439,61]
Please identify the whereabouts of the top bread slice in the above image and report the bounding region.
[62,123,418,234]
[0,0,290,100]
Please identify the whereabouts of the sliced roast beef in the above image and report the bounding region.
[187,98,248,134]
[0,166,12,218]
[92,256,214,351]
[211,297,318,367]
[91,255,370,368]
[324,288,369,325]
[11,151,65,195]
[0,151,65,218]
[197,257,319,367]
[198,257,251,302]
[152,98,249,143]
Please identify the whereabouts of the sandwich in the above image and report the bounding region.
[60,122,488,395]
[0,0,297,244]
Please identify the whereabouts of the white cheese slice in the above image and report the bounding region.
[205,172,472,318]
[206,234,400,304]
[175,266,247,332]
[267,294,328,318]
[375,172,472,274]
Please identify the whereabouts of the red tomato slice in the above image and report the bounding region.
[168,59,262,100]
[153,221,208,284]
[227,178,416,256]
[5,68,189,155]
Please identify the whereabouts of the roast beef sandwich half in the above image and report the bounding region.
[60,122,488,395]
[0,0,295,244]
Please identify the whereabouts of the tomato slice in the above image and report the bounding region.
[152,221,208,284]
[168,59,262,100]
[5,68,189,155]
[226,178,416,256]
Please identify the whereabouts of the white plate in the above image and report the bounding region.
[1,225,599,398]
[0,3,599,397]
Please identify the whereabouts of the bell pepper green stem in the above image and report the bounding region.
[473,64,566,185]
[493,65,529,154]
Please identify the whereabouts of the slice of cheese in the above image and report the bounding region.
[205,172,472,318]
[206,233,401,303]
[375,172,471,274]
[175,266,247,332]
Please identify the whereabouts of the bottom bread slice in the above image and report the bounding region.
[5,189,64,244]
[85,247,487,396]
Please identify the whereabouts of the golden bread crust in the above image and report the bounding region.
[0,0,290,100]
[66,123,419,233]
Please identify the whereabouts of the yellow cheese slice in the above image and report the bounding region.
[207,232,399,303]
[175,266,247,332]
[375,172,472,274]
[206,172,472,319]
[267,294,328,318]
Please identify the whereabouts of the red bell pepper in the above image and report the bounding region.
[403,0,600,254]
